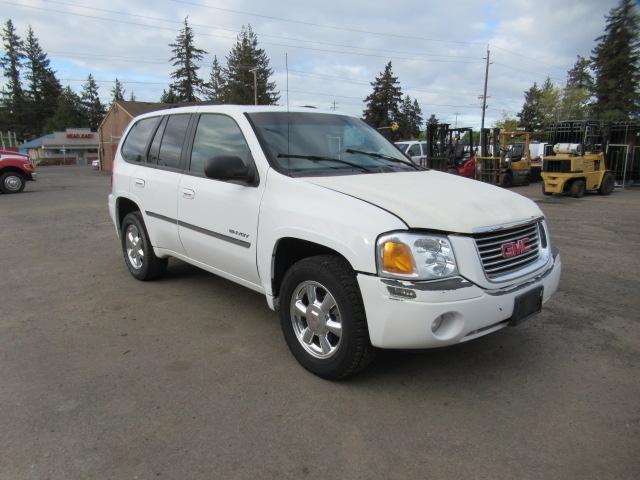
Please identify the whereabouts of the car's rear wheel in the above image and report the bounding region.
[0,172,25,194]
[570,178,585,198]
[121,211,167,281]
[279,255,375,380]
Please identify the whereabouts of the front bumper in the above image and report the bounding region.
[357,252,561,349]
[26,171,37,181]
[542,173,569,193]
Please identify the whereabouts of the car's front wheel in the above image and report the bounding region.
[279,255,375,380]
[0,172,25,194]
[121,211,168,281]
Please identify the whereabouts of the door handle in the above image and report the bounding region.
[182,188,195,199]
[134,178,145,187]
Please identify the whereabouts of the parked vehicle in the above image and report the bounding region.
[394,140,427,166]
[476,129,532,187]
[542,121,615,197]
[108,106,561,379]
[424,124,477,178]
[92,159,100,170]
[0,150,37,194]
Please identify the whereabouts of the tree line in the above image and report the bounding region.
[515,0,639,130]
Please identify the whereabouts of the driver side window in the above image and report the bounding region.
[189,114,252,176]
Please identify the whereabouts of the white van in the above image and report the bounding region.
[108,105,561,379]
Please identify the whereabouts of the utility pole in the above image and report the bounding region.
[249,67,258,105]
[330,100,338,111]
[454,112,459,128]
[480,45,491,152]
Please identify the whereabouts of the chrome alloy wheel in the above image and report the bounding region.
[4,174,22,192]
[125,224,144,269]
[290,281,342,359]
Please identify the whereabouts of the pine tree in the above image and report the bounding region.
[427,114,438,126]
[591,0,640,120]
[111,78,125,103]
[24,25,61,136]
[518,82,543,130]
[397,95,423,139]
[560,56,594,120]
[566,55,594,90]
[539,77,562,126]
[204,55,227,103]
[80,74,105,130]
[363,62,403,134]
[225,25,279,105]
[45,86,86,132]
[160,88,179,103]
[0,19,27,137]
[168,17,207,102]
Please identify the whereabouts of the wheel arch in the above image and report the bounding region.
[116,196,141,234]
[270,237,355,300]
[0,166,26,177]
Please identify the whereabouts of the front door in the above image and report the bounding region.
[177,113,263,286]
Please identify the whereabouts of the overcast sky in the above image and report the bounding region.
[1,0,621,129]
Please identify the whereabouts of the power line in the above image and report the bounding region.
[0,1,483,65]
[172,0,481,46]
[40,0,482,61]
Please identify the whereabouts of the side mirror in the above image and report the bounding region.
[204,156,254,183]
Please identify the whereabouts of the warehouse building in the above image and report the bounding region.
[98,101,168,172]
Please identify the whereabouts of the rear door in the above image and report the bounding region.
[177,113,263,286]
[407,142,422,165]
[131,114,191,255]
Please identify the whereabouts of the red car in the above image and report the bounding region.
[0,150,37,194]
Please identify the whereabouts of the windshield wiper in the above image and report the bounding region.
[277,153,373,172]
[345,148,425,170]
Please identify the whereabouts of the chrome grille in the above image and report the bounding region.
[473,222,541,279]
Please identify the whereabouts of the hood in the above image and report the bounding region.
[302,170,543,233]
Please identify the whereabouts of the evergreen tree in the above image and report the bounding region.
[397,95,423,139]
[168,17,207,102]
[591,0,640,120]
[363,61,403,134]
[566,55,594,90]
[204,55,227,103]
[24,25,61,136]
[44,86,86,132]
[80,74,105,130]
[0,19,27,136]
[427,114,438,126]
[225,25,279,105]
[517,82,543,130]
[560,56,594,120]
[160,88,179,103]
[539,77,562,126]
[111,78,125,103]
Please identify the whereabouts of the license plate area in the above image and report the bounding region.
[510,286,543,326]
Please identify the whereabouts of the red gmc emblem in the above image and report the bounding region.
[501,238,531,258]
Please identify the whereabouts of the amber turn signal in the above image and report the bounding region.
[382,241,415,274]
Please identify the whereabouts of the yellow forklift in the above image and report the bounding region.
[541,121,615,197]
[476,129,532,187]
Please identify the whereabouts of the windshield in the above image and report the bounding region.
[247,112,416,176]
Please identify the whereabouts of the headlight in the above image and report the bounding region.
[376,232,458,280]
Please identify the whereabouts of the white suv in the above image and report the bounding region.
[108,105,561,379]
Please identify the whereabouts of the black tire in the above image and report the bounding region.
[569,178,585,198]
[279,255,375,380]
[522,175,531,186]
[542,182,552,196]
[0,172,26,194]
[598,172,615,195]
[121,211,168,281]
[500,172,513,188]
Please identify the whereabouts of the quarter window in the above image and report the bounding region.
[157,114,190,169]
[189,114,252,176]
[408,144,421,157]
[121,117,160,163]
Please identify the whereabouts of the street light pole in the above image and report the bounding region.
[249,68,258,105]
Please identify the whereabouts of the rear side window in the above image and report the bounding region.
[121,117,160,163]
[147,117,167,165]
[157,114,190,169]
[189,114,252,175]
[421,142,428,155]
[408,143,421,157]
